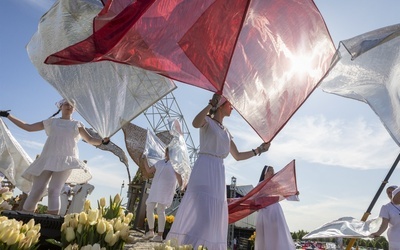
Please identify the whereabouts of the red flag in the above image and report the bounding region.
[228,160,298,224]
[46,0,335,142]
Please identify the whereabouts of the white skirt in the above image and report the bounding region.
[166,154,228,249]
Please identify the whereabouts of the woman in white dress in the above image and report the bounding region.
[166,94,270,249]
[143,147,182,242]
[371,185,400,250]
[0,99,109,215]
[255,165,295,250]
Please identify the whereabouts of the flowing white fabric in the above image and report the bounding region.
[166,116,231,250]
[255,203,295,250]
[0,118,32,193]
[303,217,382,239]
[27,0,176,137]
[320,24,400,146]
[166,119,191,189]
[144,119,191,187]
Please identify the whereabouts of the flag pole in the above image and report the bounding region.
[346,152,400,250]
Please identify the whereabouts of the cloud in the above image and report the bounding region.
[272,115,398,170]
[20,140,44,150]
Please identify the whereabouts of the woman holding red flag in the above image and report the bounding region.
[166,93,269,249]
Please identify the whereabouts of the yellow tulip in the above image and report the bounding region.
[79,211,88,225]
[126,213,133,221]
[84,200,91,212]
[65,227,76,242]
[104,230,114,244]
[119,224,130,240]
[92,243,102,250]
[109,231,120,246]
[123,217,131,225]
[6,229,19,246]
[32,223,41,232]
[99,197,106,207]
[77,224,83,234]
[65,244,73,250]
[96,220,107,235]
[106,221,113,232]
[88,209,99,225]
[61,222,68,232]
[70,216,79,228]
[64,214,73,226]
[20,236,33,249]
[26,219,35,230]
[0,228,12,243]
[113,219,122,231]
[114,194,121,204]
[25,229,38,239]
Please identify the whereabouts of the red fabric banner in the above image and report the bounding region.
[228,160,298,224]
[46,0,335,143]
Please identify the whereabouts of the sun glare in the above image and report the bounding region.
[289,53,315,76]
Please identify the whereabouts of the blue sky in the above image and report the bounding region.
[1,0,400,234]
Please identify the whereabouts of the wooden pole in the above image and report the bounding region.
[346,152,400,250]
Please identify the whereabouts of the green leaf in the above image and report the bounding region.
[45,239,62,247]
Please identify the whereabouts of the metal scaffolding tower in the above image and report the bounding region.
[143,91,199,166]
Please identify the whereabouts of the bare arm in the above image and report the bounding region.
[79,127,109,146]
[7,114,44,132]
[230,141,271,161]
[175,172,183,187]
[193,94,221,128]
[192,104,212,128]
[142,156,156,175]
[230,140,256,161]
[370,218,389,237]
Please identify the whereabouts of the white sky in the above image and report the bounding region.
[1,0,400,235]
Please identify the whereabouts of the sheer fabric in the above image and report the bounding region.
[303,217,382,239]
[28,0,175,137]
[228,160,298,224]
[46,0,335,142]
[320,24,400,146]
[0,119,33,193]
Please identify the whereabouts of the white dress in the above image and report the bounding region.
[166,116,231,250]
[146,160,177,207]
[255,202,295,250]
[22,118,88,181]
[379,202,400,250]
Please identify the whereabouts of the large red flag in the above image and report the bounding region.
[46,0,335,142]
[228,160,298,224]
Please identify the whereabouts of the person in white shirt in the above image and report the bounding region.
[143,147,182,242]
[370,185,400,250]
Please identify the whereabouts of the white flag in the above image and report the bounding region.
[0,119,33,193]
[320,24,400,145]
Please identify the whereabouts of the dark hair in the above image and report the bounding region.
[259,165,270,182]
[207,101,228,117]
[49,109,61,118]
